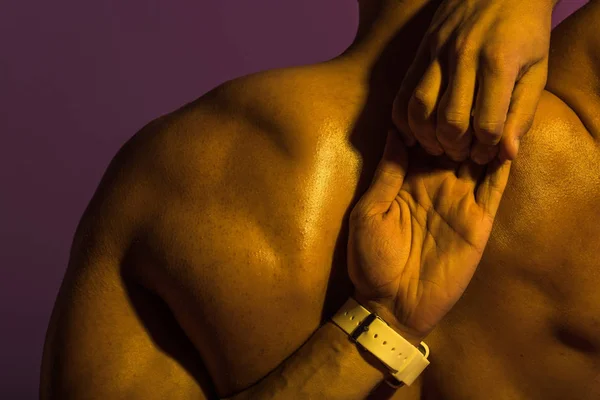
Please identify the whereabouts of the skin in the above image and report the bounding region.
[41,0,600,399]
[391,0,556,164]
[349,132,512,343]
[348,0,555,360]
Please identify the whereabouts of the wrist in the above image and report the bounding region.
[352,293,427,347]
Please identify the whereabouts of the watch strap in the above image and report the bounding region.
[331,297,430,386]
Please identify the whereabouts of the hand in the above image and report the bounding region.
[347,130,511,340]
[392,0,553,164]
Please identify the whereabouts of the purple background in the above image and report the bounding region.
[0,0,588,398]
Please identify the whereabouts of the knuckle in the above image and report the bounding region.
[411,89,429,108]
[453,44,474,61]
[475,121,504,143]
[481,48,513,73]
[453,35,477,60]
[409,92,433,120]
[438,112,470,139]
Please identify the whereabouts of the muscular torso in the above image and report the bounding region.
[135,62,599,399]
[42,6,600,400]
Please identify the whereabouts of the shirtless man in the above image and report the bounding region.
[40,0,600,398]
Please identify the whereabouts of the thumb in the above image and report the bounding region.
[359,129,409,216]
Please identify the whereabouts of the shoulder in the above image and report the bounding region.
[134,71,318,205]
[111,73,302,209]
[112,72,320,278]
[98,63,361,283]
[70,82,269,273]
[137,64,360,202]
[546,0,600,141]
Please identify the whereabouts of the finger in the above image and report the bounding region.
[358,130,409,216]
[437,44,478,161]
[472,54,519,147]
[475,158,512,219]
[393,84,418,147]
[393,33,433,147]
[393,8,458,150]
[470,140,499,165]
[498,60,548,162]
[444,124,474,162]
[426,2,466,59]
[408,60,445,155]
[391,100,417,147]
[425,0,458,37]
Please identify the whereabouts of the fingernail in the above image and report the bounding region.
[513,137,521,155]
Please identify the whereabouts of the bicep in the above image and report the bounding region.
[41,126,219,399]
[546,0,600,139]
[40,252,218,399]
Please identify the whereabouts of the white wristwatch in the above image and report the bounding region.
[331,297,430,387]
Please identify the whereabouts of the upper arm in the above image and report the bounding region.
[546,0,600,139]
[40,119,218,400]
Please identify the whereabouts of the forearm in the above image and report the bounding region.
[227,320,411,400]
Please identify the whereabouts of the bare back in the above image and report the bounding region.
[41,3,600,400]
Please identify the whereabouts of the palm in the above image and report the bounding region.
[394,156,493,334]
[348,137,511,338]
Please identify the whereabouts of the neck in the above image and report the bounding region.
[334,0,442,100]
